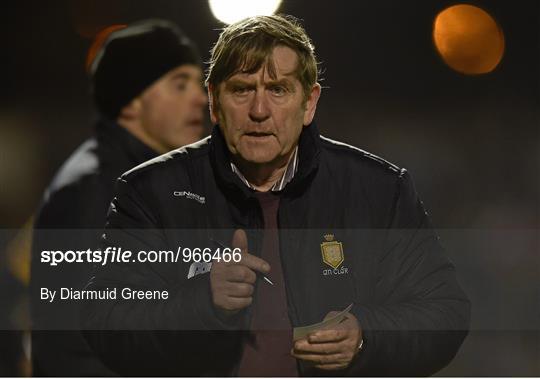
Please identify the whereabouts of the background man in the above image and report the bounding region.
[30,19,207,376]
[83,15,470,376]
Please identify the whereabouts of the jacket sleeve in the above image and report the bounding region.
[347,169,470,376]
[81,177,243,376]
[30,182,117,376]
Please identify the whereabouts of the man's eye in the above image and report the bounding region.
[269,86,287,96]
[176,82,187,90]
[233,86,249,95]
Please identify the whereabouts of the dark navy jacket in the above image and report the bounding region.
[83,123,470,376]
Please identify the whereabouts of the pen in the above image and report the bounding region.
[210,237,274,286]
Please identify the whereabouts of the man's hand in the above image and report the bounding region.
[210,229,270,313]
[292,311,363,371]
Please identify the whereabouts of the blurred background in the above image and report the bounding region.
[0,0,538,376]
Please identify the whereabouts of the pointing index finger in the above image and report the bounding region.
[238,252,270,274]
[228,229,271,274]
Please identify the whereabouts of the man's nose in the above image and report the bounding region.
[249,89,270,123]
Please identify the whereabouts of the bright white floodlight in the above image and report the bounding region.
[208,0,283,25]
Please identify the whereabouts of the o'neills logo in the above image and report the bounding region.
[173,191,205,204]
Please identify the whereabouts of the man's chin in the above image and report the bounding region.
[236,150,280,165]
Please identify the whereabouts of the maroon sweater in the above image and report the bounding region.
[237,192,298,376]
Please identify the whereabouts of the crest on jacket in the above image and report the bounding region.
[320,234,344,269]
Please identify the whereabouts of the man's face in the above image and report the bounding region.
[210,46,320,165]
[137,64,207,153]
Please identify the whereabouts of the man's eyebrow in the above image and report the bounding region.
[266,78,294,86]
[170,73,191,80]
[225,78,255,86]
[226,76,295,86]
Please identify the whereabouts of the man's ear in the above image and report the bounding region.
[303,83,321,126]
[118,98,142,123]
[208,84,219,125]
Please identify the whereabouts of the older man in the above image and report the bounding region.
[83,15,470,376]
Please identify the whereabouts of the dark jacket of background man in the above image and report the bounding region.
[31,121,157,376]
[30,19,205,376]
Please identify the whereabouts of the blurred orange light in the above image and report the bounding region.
[85,24,127,73]
[433,4,505,75]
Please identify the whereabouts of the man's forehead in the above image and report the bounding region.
[270,45,300,72]
[227,69,296,82]
[226,46,300,82]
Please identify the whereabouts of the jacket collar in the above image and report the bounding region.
[95,117,158,167]
[209,122,321,200]
[230,146,298,192]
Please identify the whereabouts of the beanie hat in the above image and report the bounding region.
[89,19,202,119]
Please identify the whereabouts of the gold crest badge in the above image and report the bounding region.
[320,234,344,269]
